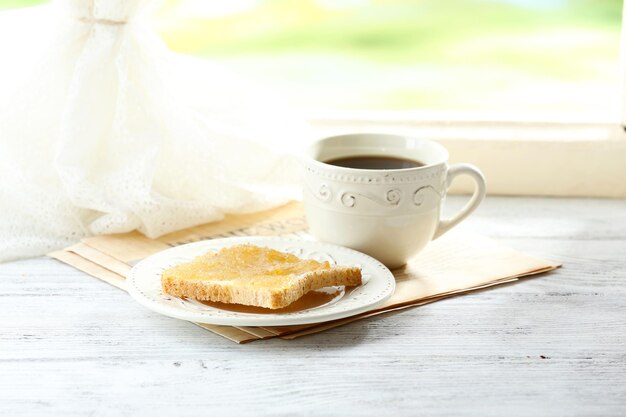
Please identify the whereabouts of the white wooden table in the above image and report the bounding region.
[2,197,625,416]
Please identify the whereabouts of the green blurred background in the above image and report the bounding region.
[2,0,622,118]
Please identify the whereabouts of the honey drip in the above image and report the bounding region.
[196,287,351,314]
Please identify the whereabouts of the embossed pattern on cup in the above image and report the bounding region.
[304,163,447,214]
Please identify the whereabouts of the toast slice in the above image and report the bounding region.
[161,244,362,309]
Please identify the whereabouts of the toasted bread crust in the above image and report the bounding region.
[162,266,361,309]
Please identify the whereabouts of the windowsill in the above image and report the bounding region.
[309,114,626,198]
[306,110,620,126]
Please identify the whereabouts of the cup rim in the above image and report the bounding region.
[302,133,449,173]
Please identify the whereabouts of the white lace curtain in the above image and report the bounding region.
[0,0,310,262]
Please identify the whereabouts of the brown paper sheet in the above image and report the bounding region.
[49,202,560,344]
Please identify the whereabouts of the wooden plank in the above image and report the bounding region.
[3,197,624,416]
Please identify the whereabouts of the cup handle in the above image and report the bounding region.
[433,163,486,239]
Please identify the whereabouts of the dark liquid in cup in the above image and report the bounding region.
[325,155,424,170]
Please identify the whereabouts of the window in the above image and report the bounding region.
[152,0,622,122]
[151,0,626,197]
[3,0,625,197]
[6,0,621,121]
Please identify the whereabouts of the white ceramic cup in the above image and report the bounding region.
[301,133,486,268]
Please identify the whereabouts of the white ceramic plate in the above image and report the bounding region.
[127,237,395,326]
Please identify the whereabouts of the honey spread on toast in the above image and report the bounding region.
[161,244,361,309]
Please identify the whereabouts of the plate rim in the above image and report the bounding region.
[127,236,395,326]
